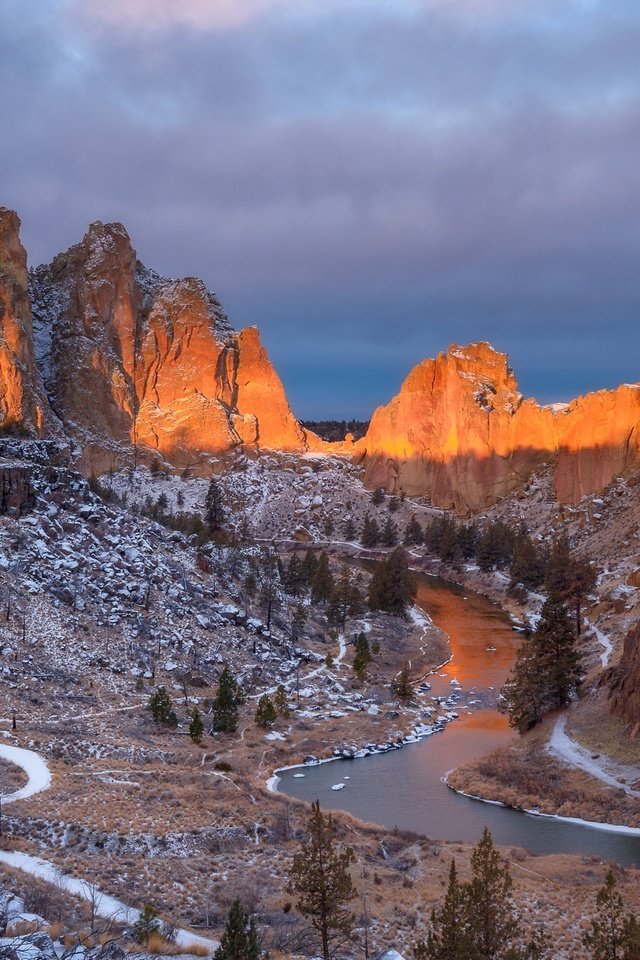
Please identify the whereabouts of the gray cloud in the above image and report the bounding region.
[1,0,639,417]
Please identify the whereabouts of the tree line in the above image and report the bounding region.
[213,805,640,960]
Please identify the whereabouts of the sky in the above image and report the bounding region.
[2,0,639,419]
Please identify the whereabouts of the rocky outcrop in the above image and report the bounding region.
[607,622,640,736]
[360,342,640,511]
[27,219,311,472]
[0,209,57,437]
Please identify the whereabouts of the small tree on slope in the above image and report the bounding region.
[288,800,356,960]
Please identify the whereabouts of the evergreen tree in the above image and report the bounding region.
[259,547,279,632]
[275,684,290,717]
[311,552,334,604]
[566,555,597,636]
[510,527,546,591]
[404,515,424,546]
[381,516,399,547]
[498,634,546,733]
[368,548,417,617]
[500,595,581,731]
[148,687,178,729]
[393,661,414,701]
[464,828,520,960]
[456,522,477,561]
[535,593,582,708]
[301,549,319,587]
[287,800,357,960]
[343,517,357,541]
[414,860,470,960]
[255,694,277,728]
[583,870,640,960]
[285,554,305,597]
[215,898,261,960]
[211,666,243,734]
[370,487,385,506]
[290,603,307,642]
[327,566,364,629]
[205,477,224,535]
[189,707,204,744]
[361,513,381,548]
[133,904,161,946]
[388,495,400,513]
[545,535,572,595]
[352,632,371,682]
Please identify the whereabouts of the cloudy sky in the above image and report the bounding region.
[2,0,638,418]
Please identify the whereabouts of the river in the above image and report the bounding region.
[276,571,640,865]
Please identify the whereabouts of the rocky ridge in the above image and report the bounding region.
[1,208,326,476]
[360,342,640,511]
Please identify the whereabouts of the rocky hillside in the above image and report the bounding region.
[360,342,640,512]
[1,208,329,476]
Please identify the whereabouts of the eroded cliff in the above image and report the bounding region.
[360,342,640,511]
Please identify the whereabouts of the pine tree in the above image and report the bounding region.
[464,828,520,960]
[133,904,161,946]
[287,800,357,960]
[215,898,261,960]
[414,860,470,960]
[148,687,178,729]
[301,549,319,587]
[328,566,364,628]
[510,527,546,591]
[498,635,546,733]
[255,694,277,728]
[211,666,243,734]
[500,595,581,731]
[275,684,290,717]
[381,516,399,547]
[205,477,224,535]
[285,554,304,597]
[352,632,371,682]
[290,603,307,642]
[535,593,581,709]
[360,513,381,548]
[370,487,385,506]
[583,870,640,960]
[311,552,334,604]
[189,707,204,744]
[368,548,417,617]
[393,661,414,701]
[404,515,424,546]
[343,517,357,541]
[566,556,597,636]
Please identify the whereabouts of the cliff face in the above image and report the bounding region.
[27,219,311,472]
[361,342,640,511]
[0,209,58,437]
[607,622,640,736]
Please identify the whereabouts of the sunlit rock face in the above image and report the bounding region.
[27,218,311,472]
[0,209,58,436]
[361,342,640,511]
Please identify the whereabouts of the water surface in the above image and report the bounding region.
[277,573,640,865]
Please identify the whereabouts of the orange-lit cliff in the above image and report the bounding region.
[16,214,316,472]
[360,342,640,511]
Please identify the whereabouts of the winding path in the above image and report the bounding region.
[547,715,640,799]
[0,741,219,954]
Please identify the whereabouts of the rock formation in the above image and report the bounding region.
[607,621,640,736]
[0,209,58,437]
[25,218,313,473]
[360,342,640,511]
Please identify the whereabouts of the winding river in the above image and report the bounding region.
[276,572,640,866]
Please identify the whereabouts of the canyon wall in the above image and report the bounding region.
[3,214,313,473]
[360,342,640,511]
